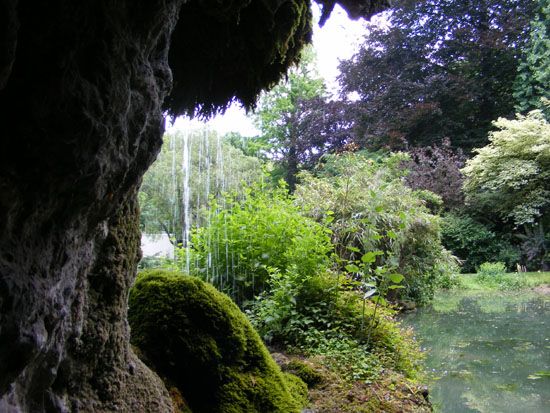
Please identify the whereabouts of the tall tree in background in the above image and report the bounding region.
[513,0,550,119]
[255,48,353,191]
[462,110,550,269]
[339,0,536,152]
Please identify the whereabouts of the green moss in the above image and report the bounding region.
[282,372,308,406]
[284,360,323,387]
[128,269,306,412]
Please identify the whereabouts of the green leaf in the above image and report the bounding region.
[345,264,360,273]
[371,296,387,305]
[361,251,383,263]
[388,273,404,284]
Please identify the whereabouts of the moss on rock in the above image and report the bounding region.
[284,360,324,388]
[128,269,306,412]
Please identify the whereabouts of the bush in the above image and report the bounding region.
[248,269,423,381]
[128,270,307,413]
[296,152,457,303]
[404,138,466,210]
[441,213,520,273]
[474,262,527,289]
[190,183,332,305]
[477,262,507,277]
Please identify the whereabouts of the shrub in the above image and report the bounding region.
[296,152,457,303]
[128,270,307,413]
[474,262,527,289]
[441,213,520,273]
[248,270,423,381]
[404,138,466,210]
[477,262,507,277]
[190,182,332,305]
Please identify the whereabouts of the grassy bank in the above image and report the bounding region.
[454,271,550,291]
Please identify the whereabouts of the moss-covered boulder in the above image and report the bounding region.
[128,270,306,412]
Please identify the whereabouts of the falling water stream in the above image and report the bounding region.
[163,129,262,290]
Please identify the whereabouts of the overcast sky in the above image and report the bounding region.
[166,4,368,137]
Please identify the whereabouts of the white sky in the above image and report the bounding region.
[166,4,368,137]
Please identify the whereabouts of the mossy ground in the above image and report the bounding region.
[275,353,431,413]
[129,270,306,413]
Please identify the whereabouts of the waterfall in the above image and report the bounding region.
[147,128,263,300]
[182,132,191,273]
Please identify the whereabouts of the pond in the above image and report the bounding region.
[401,290,550,413]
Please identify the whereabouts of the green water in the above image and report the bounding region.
[401,291,550,413]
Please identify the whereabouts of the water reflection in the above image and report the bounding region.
[401,291,550,413]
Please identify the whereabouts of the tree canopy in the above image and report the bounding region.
[462,110,550,227]
[513,0,550,119]
[255,48,354,191]
[338,0,536,151]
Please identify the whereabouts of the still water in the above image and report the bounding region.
[401,291,550,413]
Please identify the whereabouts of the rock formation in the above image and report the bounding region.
[0,1,388,411]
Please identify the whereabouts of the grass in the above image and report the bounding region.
[455,271,550,291]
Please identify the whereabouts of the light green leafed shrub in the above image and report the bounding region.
[189,182,333,305]
[477,262,507,278]
[295,151,457,304]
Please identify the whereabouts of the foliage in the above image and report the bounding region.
[190,182,332,305]
[474,262,527,289]
[517,221,550,270]
[224,132,270,160]
[513,0,550,119]
[302,331,382,382]
[477,262,507,277]
[295,152,457,303]
[338,0,536,151]
[441,213,520,273]
[128,270,307,413]
[248,269,422,381]
[139,130,262,241]
[462,110,550,227]
[462,110,550,269]
[254,47,353,191]
[404,139,466,210]
[456,271,550,291]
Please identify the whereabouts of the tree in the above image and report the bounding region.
[513,0,550,119]
[339,0,536,152]
[255,47,353,191]
[462,110,550,268]
[404,139,466,210]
